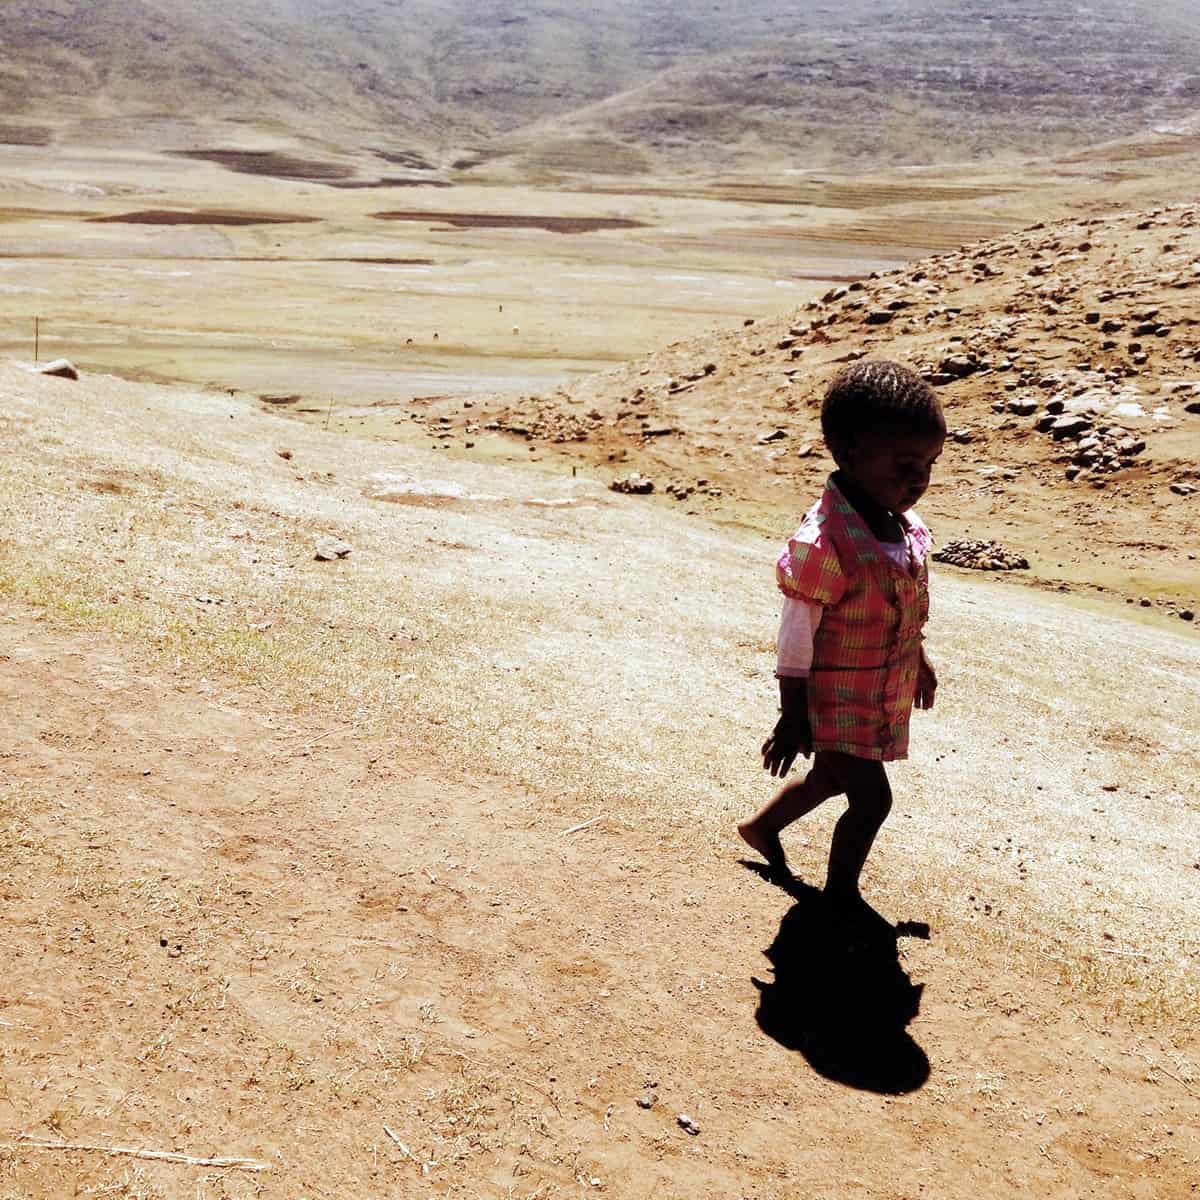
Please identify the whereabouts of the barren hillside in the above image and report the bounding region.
[3,0,1200,177]
[0,351,1197,1198]
[408,199,1200,617]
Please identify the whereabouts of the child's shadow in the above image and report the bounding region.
[743,863,931,1095]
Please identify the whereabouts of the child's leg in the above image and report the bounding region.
[822,753,893,901]
[738,754,842,874]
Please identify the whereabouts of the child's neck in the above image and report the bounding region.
[833,471,904,542]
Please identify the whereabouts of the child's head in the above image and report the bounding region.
[821,360,945,513]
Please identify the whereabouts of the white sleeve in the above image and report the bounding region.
[776,595,824,678]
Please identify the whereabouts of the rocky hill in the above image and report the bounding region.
[406,200,1200,617]
[3,0,1200,178]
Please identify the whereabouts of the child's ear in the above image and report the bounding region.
[828,431,855,466]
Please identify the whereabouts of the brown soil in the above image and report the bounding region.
[330,257,436,265]
[1,359,1196,1198]
[0,125,52,146]
[329,178,454,190]
[371,209,647,234]
[89,210,320,226]
[3,618,1197,1200]
[171,150,357,181]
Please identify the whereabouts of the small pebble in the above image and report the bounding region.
[677,1113,701,1136]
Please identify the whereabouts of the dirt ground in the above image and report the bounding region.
[2,614,1197,1200]
[2,127,1199,1198]
[1,362,1197,1198]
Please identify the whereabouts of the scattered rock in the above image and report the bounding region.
[1049,415,1092,440]
[276,448,293,460]
[1180,610,1195,622]
[314,536,353,561]
[610,473,654,495]
[34,358,79,380]
[1065,428,1145,475]
[939,352,981,379]
[933,540,1029,571]
[1170,482,1196,496]
[757,429,787,444]
[677,1113,701,1136]
[1006,396,1038,416]
[637,1093,657,1110]
[864,309,895,325]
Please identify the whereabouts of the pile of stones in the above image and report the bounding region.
[1005,382,1154,479]
[1062,428,1146,478]
[933,540,1029,571]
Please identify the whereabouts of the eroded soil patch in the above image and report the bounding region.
[371,149,437,170]
[0,124,51,146]
[89,209,319,226]
[371,209,646,234]
[171,149,355,181]
[328,177,453,189]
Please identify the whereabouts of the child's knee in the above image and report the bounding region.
[849,785,892,824]
[834,759,891,821]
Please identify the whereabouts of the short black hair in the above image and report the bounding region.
[821,360,945,454]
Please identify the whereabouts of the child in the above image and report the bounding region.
[738,360,945,908]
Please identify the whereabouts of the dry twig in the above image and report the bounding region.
[11,1138,270,1172]
[562,815,604,836]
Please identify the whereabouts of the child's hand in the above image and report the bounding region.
[916,651,938,710]
[761,714,812,778]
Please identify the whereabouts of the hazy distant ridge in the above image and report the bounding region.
[3,0,1199,172]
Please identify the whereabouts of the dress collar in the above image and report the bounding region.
[821,475,929,573]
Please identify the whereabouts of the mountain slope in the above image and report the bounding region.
[2,0,1200,175]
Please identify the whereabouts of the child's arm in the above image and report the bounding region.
[916,646,938,710]
[762,675,813,777]
[764,593,818,777]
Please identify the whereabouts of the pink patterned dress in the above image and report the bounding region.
[776,477,932,761]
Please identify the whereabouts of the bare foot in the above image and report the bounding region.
[737,819,790,875]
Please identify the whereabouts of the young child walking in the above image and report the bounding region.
[738,360,945,908]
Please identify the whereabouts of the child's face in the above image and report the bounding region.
[838,427,944,513]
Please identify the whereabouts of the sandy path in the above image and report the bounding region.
[2,615,1196,1199]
